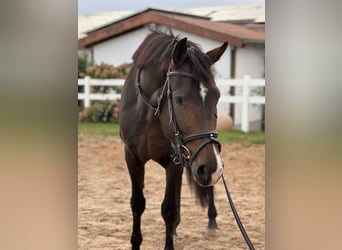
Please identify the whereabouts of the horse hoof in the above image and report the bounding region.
[207,220,218,230]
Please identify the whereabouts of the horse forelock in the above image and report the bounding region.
[186,46,214,87]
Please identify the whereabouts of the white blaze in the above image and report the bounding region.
[199,82,208,105]
[211,145,224,185]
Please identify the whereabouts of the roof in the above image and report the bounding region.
[78,11,133,39]
[180,3,265,23]
[78,8,264,48]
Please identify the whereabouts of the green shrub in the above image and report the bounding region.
[78,100,120,123]
[78,54,91,78]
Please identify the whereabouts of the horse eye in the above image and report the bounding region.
[175,96,183,105]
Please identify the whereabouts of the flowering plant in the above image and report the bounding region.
[78,62,130,79]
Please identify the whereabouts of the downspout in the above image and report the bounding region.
[90,46,94,64]
[229,45,236,121]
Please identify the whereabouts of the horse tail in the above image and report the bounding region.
[185,166,208,207]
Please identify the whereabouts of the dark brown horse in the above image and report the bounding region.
[119,32,228,250]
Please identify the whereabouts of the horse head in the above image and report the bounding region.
[156,37,228,187]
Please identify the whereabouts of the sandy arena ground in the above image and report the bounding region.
[78,139,265,249]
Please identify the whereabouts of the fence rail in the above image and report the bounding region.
[78,76,265,132]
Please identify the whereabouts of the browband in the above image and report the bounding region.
[167,71,199,82]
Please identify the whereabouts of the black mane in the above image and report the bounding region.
[132,32,214,85]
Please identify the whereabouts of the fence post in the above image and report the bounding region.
[241,75,250,133]
[84,76,91,108]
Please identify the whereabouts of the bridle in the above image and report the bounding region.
[135,66,221,168]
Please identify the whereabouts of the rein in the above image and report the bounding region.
[221,175,256,250]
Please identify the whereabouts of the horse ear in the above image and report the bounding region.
[206,42,228,64]
[173,38,188,67]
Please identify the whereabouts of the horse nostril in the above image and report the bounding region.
[197,164,211,184]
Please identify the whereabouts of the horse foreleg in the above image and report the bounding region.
[125,147,145,250]
[207,186,218,229]
[161,164,183,250]
[173,173,182,237]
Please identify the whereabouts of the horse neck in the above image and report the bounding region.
[138,67,165,95]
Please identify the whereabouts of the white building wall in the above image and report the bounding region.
[235,44,264,78]
[93,28,152,66]
[92,26,231,78]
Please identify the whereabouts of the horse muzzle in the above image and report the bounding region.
[180,131,223,186]
[191,144,224,187]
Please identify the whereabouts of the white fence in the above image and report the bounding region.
[78,77,123,107]
[216,76,265,132]
[78,76,265,132]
